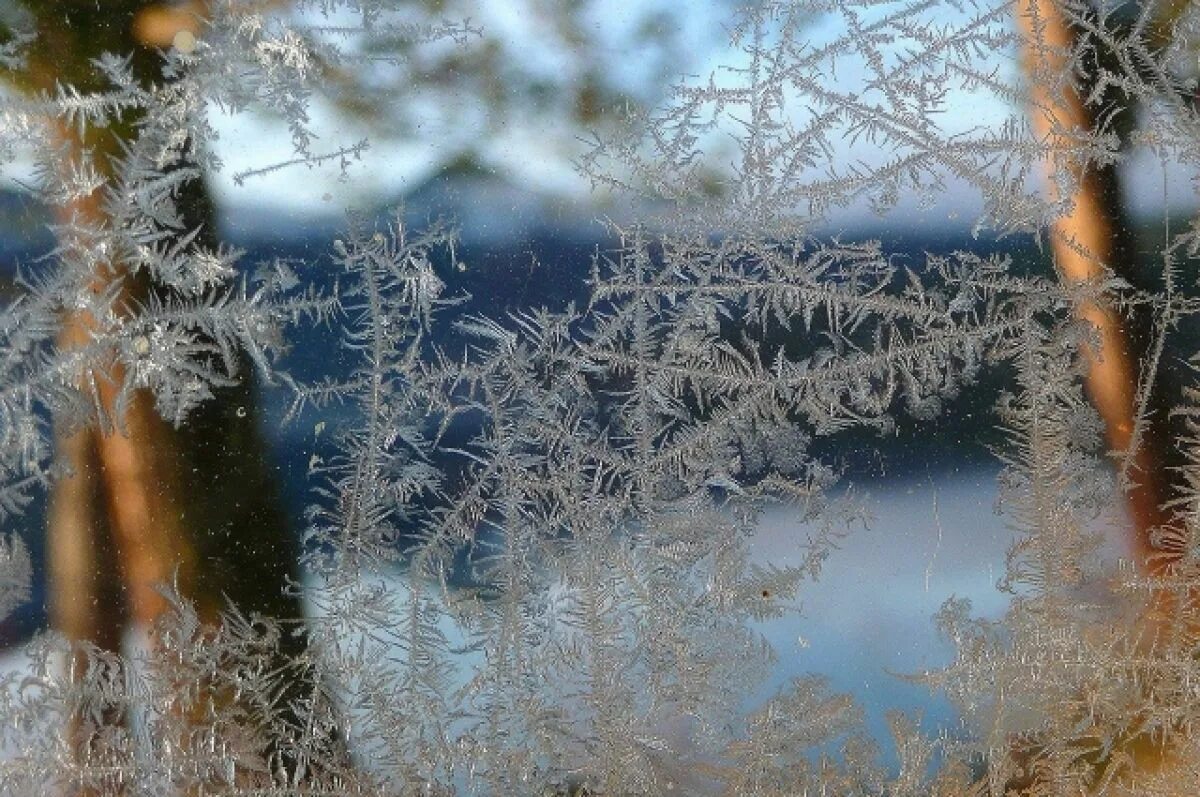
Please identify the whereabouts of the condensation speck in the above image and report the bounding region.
[235,406,247,418]
[173,30,197,55]
[456,261,467,272]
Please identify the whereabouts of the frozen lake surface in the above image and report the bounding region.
[0,466,1014,776]
[752,466,1011,751]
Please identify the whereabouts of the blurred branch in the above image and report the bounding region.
[132,1,208,47]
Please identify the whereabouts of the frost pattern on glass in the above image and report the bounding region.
[0,0,1198,794]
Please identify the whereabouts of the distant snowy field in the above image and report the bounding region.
[754,467,1011,748]
[0,467,1012,774]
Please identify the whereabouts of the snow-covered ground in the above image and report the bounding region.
[752,466,1011,750]
[0,466,1013,775]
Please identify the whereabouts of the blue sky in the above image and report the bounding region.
[207,0,733,217]
[205,0,1194,232]
[3,0,1190,228]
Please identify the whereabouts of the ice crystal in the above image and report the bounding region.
[1,0,1199,795]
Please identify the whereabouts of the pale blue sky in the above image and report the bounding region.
[208,0,732,217]
[4,0,1189,227]
[211,0,1022,219]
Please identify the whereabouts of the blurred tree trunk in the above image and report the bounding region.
[1015,0,1176,571]
[1013,1,1192,785]
[12,1,319,790]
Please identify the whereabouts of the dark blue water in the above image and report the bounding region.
[0,194,1030,647]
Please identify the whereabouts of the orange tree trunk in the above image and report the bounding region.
[1012,0,1195,787]
[1015,0,1175,570]
[7,2,316,787]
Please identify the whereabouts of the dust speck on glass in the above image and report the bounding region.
[0,0,1198,795]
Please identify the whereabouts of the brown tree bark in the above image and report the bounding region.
[1012,3,1193,788]
[1015,0,1174,571]
[10,3,318,791]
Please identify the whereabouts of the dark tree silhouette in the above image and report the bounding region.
[1,3,315,788]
